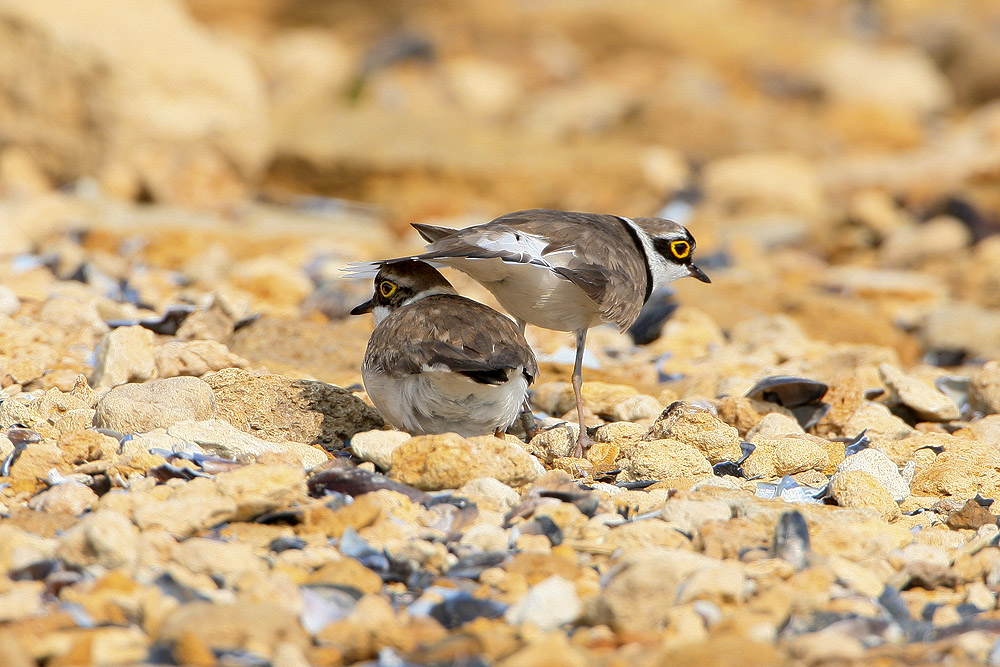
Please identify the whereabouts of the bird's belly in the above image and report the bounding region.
[444,258,603,332]
[362,367,528,437]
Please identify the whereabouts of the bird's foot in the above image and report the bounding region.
[571,428,593,459]
[518,409,538,441]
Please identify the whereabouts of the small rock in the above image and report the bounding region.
[90,325,156,388]
[390,433,542,491]
[456,477,520,513]
[214,464,307,521]
[93,376,216,433]
[131,485,238,539]
[646,402,742,464]
[525,424,579,462]
[703,152,823,218]
[175,301,237,342]
[504,575,581,630]
[0,582,44,623]
[154,339,250,378]
[204,367,383,448]
[920,302,1000,361]
[350,430,411,471]
[830,470,901,521]
[9,442,73,494]
[879,215,971,268]
[946,499,997,530]
[618,439,713,484]
[843,402,914,441]
[0,525,56,573]
[910,442,1000,499]
[878,364,960,422]
[836,448,909,502]
[592,421,645,444]
[172,537,268,584]
[56,510,140,569]
[956,415,1000,447]
[166,419,328,468]
[661,497,732,534]
[27,482,98,515]
[605,520,691,550]
[971,361,1000,415]
[675,563,747,605]
[787,630,866,665]
[0,286,20,317]
[772,437,829,476]
[819,43,953,115]
[307,558,383,595]
[229,257,313,313]
[459,523,509,552]
[531,382,575,416]
[157,601,310,657]
[745,412,804,439]
[598,549,724,632]
[609,394,662,423]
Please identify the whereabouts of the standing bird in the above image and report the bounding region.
[350,260,537,438]
[371,209,711,455]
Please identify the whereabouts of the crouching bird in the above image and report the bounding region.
[350,260,537,438]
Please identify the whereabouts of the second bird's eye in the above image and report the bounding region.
[378,280,398,298]
[670,240,691,259]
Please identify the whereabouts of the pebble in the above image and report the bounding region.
[26,481,98,515]
[153,339,250,378]
[204,367,384,448]
[830,470,901,521]
[389,433,542,491]
[609,394,663,422]
[843,402,914,441]
[56,510,141,569]
[878,363,961,422]
[90,325,157,388]
[599,549,726,632]
[456,477,521,513]
[165,419,329,468]
[0,286,20,317]
[93,376,216,433]
[618,439,713,484]
[646,402,743,464]
[836,448,909,502]
[350,429,411,471]
[661,497,732,534]
[504,575,582,630]
[971,361,1000,415]
[214,463,308,521]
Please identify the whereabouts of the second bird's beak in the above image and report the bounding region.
[350,299,375,315]
[688,264,711,283]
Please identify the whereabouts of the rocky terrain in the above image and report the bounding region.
[1,0,1000,665]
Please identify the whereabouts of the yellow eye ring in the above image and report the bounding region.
[670,240,691,259]
[378,280,397,298]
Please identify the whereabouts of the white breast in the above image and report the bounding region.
[437,257,604,332]
[363,366,529,437]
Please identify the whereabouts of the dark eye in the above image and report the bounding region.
[670,240,690,259]
[378,280,397,298]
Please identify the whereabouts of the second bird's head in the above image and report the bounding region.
[350,260,456,324]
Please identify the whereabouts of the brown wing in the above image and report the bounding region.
[364,295,538,383]
[469,209,651,330]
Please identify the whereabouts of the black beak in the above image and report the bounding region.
[688,264,711,283]
[350,299,374,315]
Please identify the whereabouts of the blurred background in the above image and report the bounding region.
[0,0,999,388]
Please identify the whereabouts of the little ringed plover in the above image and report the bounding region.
[366,209,711,455]
[350,260,537,438]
